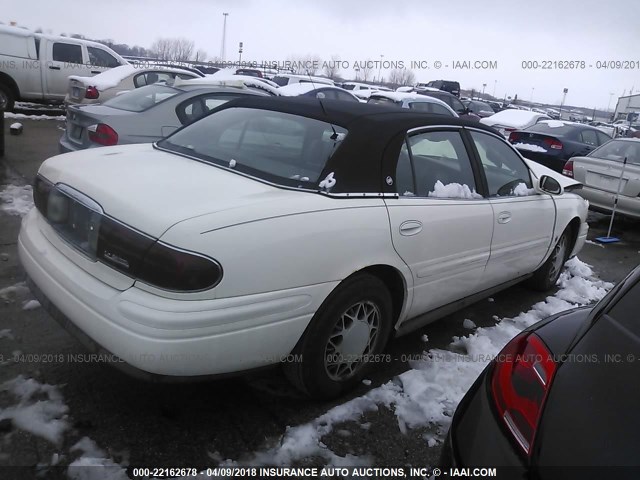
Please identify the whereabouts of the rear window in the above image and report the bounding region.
[272,76,290,86]
[157,107,347,188]
[367,96,400,107]
[589,140,640,165]
[103,84,180,112]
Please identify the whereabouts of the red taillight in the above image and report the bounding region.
[85,86,100,99]
[562,159,574,178]
[88,124,118,146]
[508,132,522,143]
[491,332,557,457]
[543,137,563,150]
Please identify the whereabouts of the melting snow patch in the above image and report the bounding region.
[68,437,129,480]
[0,329,14,340]
[513,142,547,153]
[0,184,34,216]
[319,172,337,190]
[421,335,429,342]
[0,376,69,445]
[586,240,605,249]
[488,297,495,303]
[362,379,372,386]
[462,319,477,329]
[0,282,29,303]
[428,181,482,199]
[513,182,536,196]
[22,299,41,311]
[4,112,65,121]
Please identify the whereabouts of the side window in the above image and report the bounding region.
[408,102,431,112]
[580,130,599,146]
[431,104,455,117]
[52,43,83,64]
[87,47,120,68]
[177,94,239,125]
[335,91,358,102]
[470,131,533,197]
[595,131,611,146]
[133,72,175,88]
[450,97,466,114]
[397,130,479,198]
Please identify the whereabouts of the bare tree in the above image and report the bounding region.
[323,55,341,79]
[150,37,195,62]
[194,49,208,63]
[388,68,416,87]
[360,59,373,82]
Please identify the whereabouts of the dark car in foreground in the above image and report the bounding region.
[508,120,612,173]
[442,265,640,477]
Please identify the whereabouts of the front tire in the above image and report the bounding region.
[284,273,393,399]
[0,84,15,112]
[527,228,572,291]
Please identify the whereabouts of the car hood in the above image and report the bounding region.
[523,157,582,189]
[38,143,301,238]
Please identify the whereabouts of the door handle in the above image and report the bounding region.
[497,212,512,224]
[399,220,423,236]
[91,70,101,74]
[49,65,61,70]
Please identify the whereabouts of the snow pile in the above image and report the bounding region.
[67,437,129,480]
[462,319,477,329]
[231,257,611,465]
[4,112,65,121]
[513,182,536,196]
[22,299,41,311]
[10,122,22,129]
[513,142,547,153]
[69,65,136,90]
[542,120,567,128]
[0,282,29,303]
[0,184,34,216]
[277,83,319,96]
[0,376,69,445]
[428,181,482,199]
[0,329,14,340]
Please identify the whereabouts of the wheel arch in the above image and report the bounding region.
[0,72,20,98]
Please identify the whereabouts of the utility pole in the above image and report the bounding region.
[378,54,384,83]
[220,13,229,61]
[559,88,568,119]
[493,80,497,98]
[238,42,243,64]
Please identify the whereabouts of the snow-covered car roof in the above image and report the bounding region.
[276,83,357,99]
[369,91,452,107]
[68,65,196,90]
[480,109,550,128]
[174,75,281,96]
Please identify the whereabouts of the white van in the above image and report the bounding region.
[0,24,127,110]
[271,74,334,87]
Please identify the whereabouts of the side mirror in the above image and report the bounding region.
[539,175,563,195]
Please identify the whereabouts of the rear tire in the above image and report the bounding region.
[284,273,393,399]
[0,84,15,112]
[527,228,572,291]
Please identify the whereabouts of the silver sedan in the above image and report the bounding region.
[59,82,268,152]
[564,138,640,218]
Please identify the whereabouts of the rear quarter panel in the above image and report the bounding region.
[152,196,413,304]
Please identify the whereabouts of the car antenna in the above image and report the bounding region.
[306,69,338,139]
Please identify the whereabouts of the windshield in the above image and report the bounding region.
[272,76,290,86]
[367,96,400,107]
[157,107,348,187]
[589,140,640,165]
[342,84,356,90]
[103,84,180,112]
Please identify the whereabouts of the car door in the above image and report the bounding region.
[45,41,89,99]
[578,129,600,156]
[467,129,555,287]
[385,128,494,317]
[86,46,122,75]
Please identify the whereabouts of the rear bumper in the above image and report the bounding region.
[18,208,333,378]
[578,186,640,219]
[58,134,80,153]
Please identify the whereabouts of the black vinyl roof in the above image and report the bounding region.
[209,96,500,194]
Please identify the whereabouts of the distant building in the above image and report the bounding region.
[613,93,640,120]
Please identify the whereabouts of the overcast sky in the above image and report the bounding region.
[3,0,638,108]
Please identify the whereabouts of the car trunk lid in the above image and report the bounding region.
[38,143,288,239]
[64,104,134,149]
[573,156,640,195]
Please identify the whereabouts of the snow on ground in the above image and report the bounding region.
[0,329,13,340]
[4,112,66,121]
[513,142,547,153]
[428,181,482,199]
[0,376,69,445]
[0,184,34,216]
[222,257,611,467]
[9,122,22,129]
[0,282,29,303]
[22,299,41,311]
[67,437,129,480]
[586,240,605,248]
[462,319,477,329]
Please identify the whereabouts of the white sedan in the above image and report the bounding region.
[65,64,202,106]
[19,97,588,398]
[481,109,551,138]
